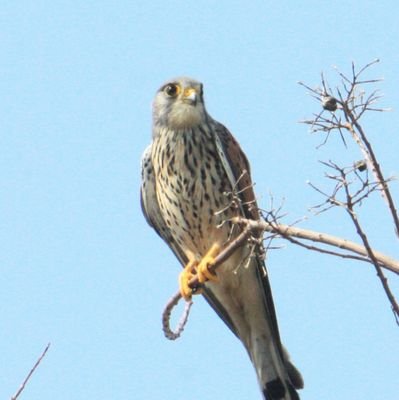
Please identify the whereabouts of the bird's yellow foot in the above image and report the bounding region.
[197,243,221,283]
[179,260,202,301]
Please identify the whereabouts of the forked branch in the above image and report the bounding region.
[300,59,399,323]
[162,217,399,338]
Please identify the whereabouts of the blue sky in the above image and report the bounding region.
[1,1,399,399]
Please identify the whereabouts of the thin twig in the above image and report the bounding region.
[302,60,399,236]
[11,343,51,400]
[339,167,399,323]
[234,218,399,274]
[344,112,399,237]
[298,60,399,323]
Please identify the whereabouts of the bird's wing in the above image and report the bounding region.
[213,123,305,396]
[141,145,172,242]
[212,122,283,347]
[140,144,186,262]
[140,143,237,332]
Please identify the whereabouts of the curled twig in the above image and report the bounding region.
[162,294,193,340]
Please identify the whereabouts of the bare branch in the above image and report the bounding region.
[11,343,51,400]
[300,60,399,237]
[162,214,399,339]
[234,217,399,274]
[343,108,399,237]
[338,167,399,322]
[299,60,399,323]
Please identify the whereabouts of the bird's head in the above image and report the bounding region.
[152,77,207,131]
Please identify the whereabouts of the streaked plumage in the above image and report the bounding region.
[141,77,303,400]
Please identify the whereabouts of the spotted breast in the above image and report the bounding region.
[151,124,233,260]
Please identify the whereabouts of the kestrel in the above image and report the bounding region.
[141,77,303,400]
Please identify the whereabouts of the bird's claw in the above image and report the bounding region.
[179,244,221,300]
[179,260,202,301]
[197,243,221,283]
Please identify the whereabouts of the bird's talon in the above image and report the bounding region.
[179,260,198,301]
[198,243,221,283]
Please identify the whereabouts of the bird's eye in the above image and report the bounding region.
[164,84,180,97]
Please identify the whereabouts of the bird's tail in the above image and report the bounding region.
[248,256,304,400]
[250,338,303,400]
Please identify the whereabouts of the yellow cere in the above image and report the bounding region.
[183,87,196,98]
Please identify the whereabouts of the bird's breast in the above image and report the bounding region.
[152,127,234,258]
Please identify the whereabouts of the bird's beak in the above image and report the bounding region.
[182,87,197,105]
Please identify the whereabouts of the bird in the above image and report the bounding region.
[140,77,303,400]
